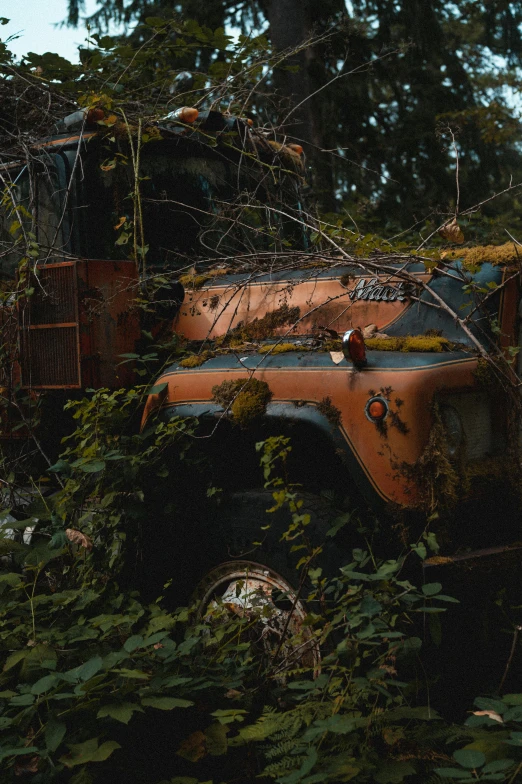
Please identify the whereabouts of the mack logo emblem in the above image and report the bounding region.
[349,278,409,302]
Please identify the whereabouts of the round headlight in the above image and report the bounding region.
[342,329,367,368]
[440,404,463,456]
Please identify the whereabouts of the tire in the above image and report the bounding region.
[149,490,351,675]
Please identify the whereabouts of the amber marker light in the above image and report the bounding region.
[174,106,199,123]
[86,107,105,124]
[342,329,367,368]
[366,397,388,422]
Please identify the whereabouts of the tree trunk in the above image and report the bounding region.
[265,0,336,213]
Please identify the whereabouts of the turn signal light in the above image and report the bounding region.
[366,397,388,421]
[342,329,367,368]
[173,106,199,123]
[86,107,105,124]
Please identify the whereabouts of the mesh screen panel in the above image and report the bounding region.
[29,265,76,325]
[20,264,80,387]
[20,327,79,387]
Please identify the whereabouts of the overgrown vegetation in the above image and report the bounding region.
[2,9,522,784]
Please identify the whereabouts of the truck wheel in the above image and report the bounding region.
[168,490,350,676]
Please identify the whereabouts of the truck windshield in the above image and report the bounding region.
[76,141,306,268]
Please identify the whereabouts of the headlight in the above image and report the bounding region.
[439,404,464,457]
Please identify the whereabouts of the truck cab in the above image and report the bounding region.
[1,106,520,579]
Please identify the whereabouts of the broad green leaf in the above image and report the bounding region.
[3,649,28,671]
[45,719,66,752]
[148,383,167,395]
[474,697,506,714]
[65,655,103,683]
[31,673,58,694]
[503,694,522,705]
[111,668,150,679]
[482,759,515,773]
[360,595,382,617]
[60,738,121,768]
[204,722,228,755]
[503,706,522,722]
[421,582,442,596]
[453,749,486,769]
[141,697,193,710]
[97,702,143,724]
[9,693,35,706]
[80,460,106,473]
[0,746,39,762]
[123,634,144,653]
[374,761,416,783]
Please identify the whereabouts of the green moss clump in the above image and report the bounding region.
[179,350,214,368]
[178,273,212,290]
[220,304,301,346]
[258,342,303,355]
[398,407,460,513]
[365,336,451,352]
[179,266,230,290]
[211,378,273,427]
[442,242,519,269]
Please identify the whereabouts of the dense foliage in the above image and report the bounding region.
[1,392,521,784]
[2,11,522,784]
[64,0,522,235]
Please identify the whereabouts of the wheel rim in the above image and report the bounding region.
[195,560,320,676]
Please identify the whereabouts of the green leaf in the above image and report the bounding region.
[482,759,515,773]
[31,673,58,694]
[141,697,193,710]
[97,702,143,724]
[434,768,475,779]
[9,693,35,705]
[503,706,522,722]
[453,749,486,769]
[111,668,150,679]
[374,761,416,783]
[3,649,28,671]
[204,722,229,755]
[148,383,167,395]
[503,694,522,705]
[45,719,66,752]
[65,655,103,683]
[474,697,506,714]
[80,460,106,473]
[360,595,382,617]
[421,582,442,596]
[0,747,39,762]
[123,634,144,653]
[61,738,121,768]
[210,708,247,724]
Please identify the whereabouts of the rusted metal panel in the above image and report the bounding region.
[175,273,433,342]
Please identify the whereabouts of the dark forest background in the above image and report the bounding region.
[63,0,522,239]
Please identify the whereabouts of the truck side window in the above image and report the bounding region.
[0,166,31,280]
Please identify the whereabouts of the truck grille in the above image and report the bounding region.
[19,263,80,388]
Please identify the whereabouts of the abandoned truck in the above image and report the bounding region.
[1,104,520,625]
